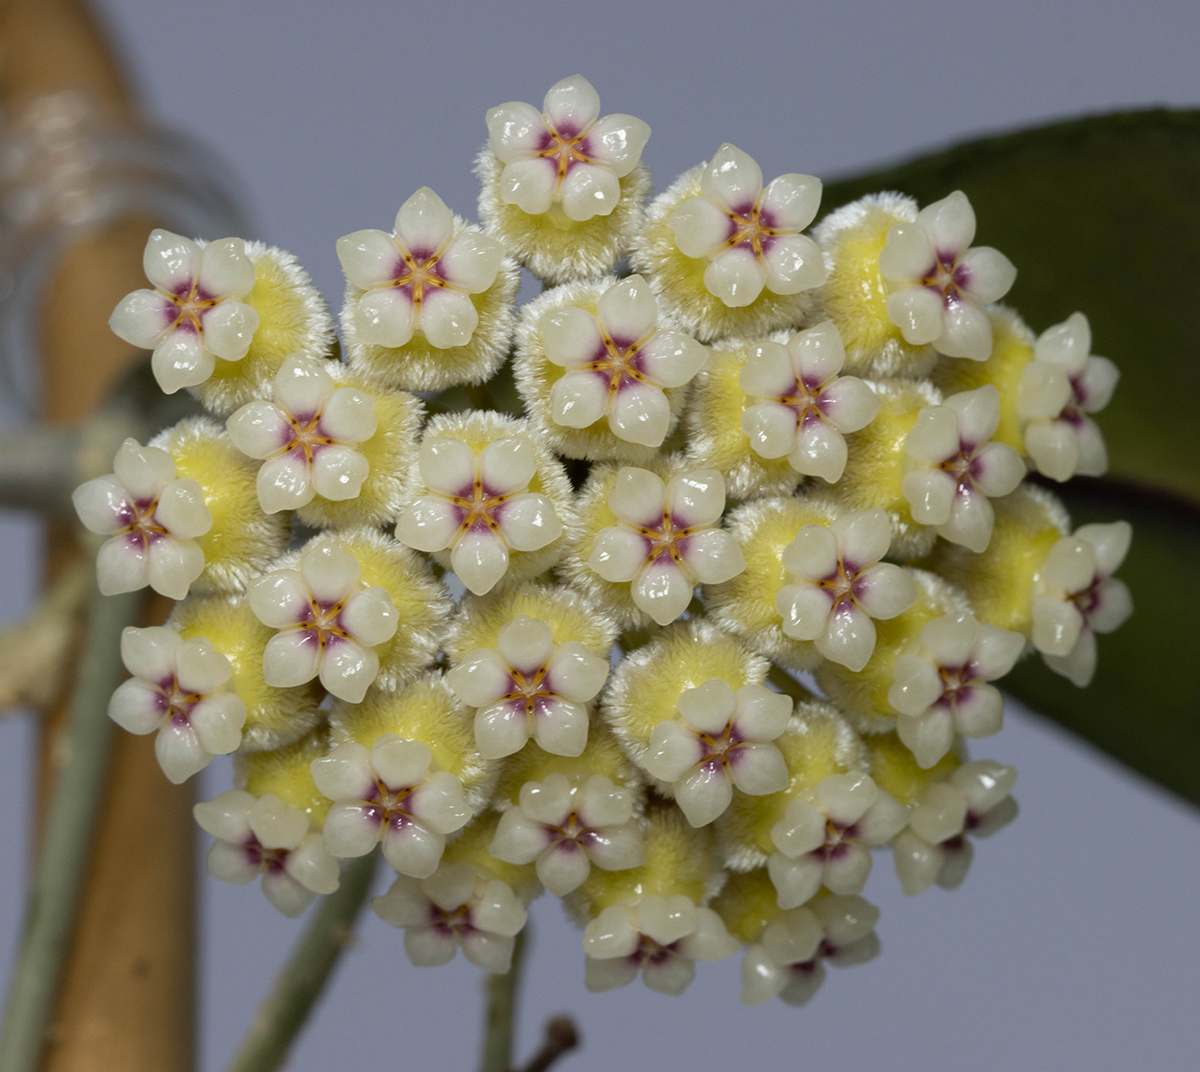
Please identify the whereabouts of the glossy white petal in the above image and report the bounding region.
[916,191,976,254]
[475,701,531,759]
[853,563,917,620]
[542,74,601,136]
[419,288,479,350]
[790,420,847,484]
[395,497,462,553]
[381,822,445,879]
[762,234,826,294]
[322,802,383,858]
[551,371,609,428]
[143,229,200,292]
[312,445,370,502]
[588,526,648,583]
[817,771,878,826]
[704,246,767,307]
[878,224,935,281]
[760,173,822,231]
[818,375,880,433]
[887,653,944,716]
[419,436,476,496]
[936,300,993,360]
[201,300,258,362]
[499,158,558,215]
[439,230,506,294]
[701,144,763,212]
[608,382,670,447]
[336,229,401,290]
[486,100,547,162]
[938,488,996,553]
[584,113,651,177]
[598,274,659,342]
[261,631,321,688]
[445,648,511,707]
[531,697,589,757]
[743,402,797,460]
[497,615,555,672]
[816,600,877,672]
[609,466,666,526]
[226,401,292,459]
[956,245,1016,304]
[393,187,455,257]
[451,529,510,595]
[905,405,959,462]
[729,742,788,795]
[541,307,605,368]
[644,719,705,782]
[674,763,734,827]
[145,537,205,600]
[109,289,173,349]
[319,638,380,703]
[152,329,212,393]
[536,842,592,896]
[902,469,956,525]
[767,853,823,910]
[832,508,892,571]
[632,559,695,626]
[354,287,415,349]
[155,479,212,539]
[73,476,132,535]
[669,195,732,258]
[668,469,726,529]
[545,642,609,703]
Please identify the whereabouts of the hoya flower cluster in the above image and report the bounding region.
[78,75,1133,1004]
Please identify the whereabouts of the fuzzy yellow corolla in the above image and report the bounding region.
[600,618,770,765]
[569,802,724,919]
[932,306,1035,454]
[861,731,959,806]
[296,376,424,530]
[342,239,520,394]
[836,378,942,559]
[513,277,700,464]
[241,726,333,831]
[171,594,322,752]
[446,582,617,666]
[710,867,783,944]
[684,336,804,500]
[441,811,542,904]
[921,485,1068,638]
[402,411,578,588]
[705,492,842,671]
[811,192,933,378]
[631,164,816,343]
[814,570,971,733]
[152,417,289,593]
[326,671,494,811]
[191,242,337,415]
[476,150,652,286]
[717,701,865,869]
[289,526,454,691]
[491,723,643,812]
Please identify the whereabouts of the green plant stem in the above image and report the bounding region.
[768,663,812,703]
[224,849,380,1072]
[479,925,528,1072]
[0,587,142,1072]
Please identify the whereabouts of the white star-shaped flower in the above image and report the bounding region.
[582,894,739,995]
[109,228,259,393]
[739,894,880,1006]
[108,626,245,784]
[588,467,746,626]
[1031,521,1133,687]
[489,773,644,896]
[248,541,399,703]
[311,735,472,878]
[775,509,917,671]
[396,434,563,595]
[226,354,377,513]
[1017,312,1119,481]
[766,773,908,909]
[889,612,1026,768]
[641,678,791,828]
[486,74,650,221]
[446,615,609,759]
[893,760,1017,896]
[72,437,212,599]
[668,144,826,308]
[878,191,1017,360]
[739,320,881,483]
[194,790,340,918]
[337,187,506,351]
[903,385,1027,552]
[541,274,707,447]
[373,862,528,974]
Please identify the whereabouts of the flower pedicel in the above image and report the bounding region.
[78,74,1133,1008]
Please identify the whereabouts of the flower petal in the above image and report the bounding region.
[108,678,166,735]
[499,158,559,216]
[776,583,833,641]
[766,852,824,910]
[201,300,258,362]
[669,195,734,258]
[632,559,695,626]
[262,631,322,688]
[608,466,665,527]
[817,375,880,433]
[542,74,600,138]
[339,586,399,647]
[445,649,511,708]
[759,172,822,231]
[146,536,205,600]
[226,401,292,459]
[680,529,746,585]
[257,453,314,514]
[155,479,212,539]
[451,528,510,595]
[560,163,620,222]
[550,370,609,428]
[668,469,726,528]
[322,802,383,858]
[109,289,174,349]
[582,113,650,177]
[887,653,944,717]
[938,486,997,553]
[475,699,531,758]
[479,436,537,495]
[729,742,788,795]
[545,642,609,703]
[301,543,361,604]
[486,100,547,163]
[762,233,826,295]
[336,229,401,290]
[319,637,380,703]
[817,600,877,672]
[393,187,455,258]
[354,287,415,349]
[886,286,944,346]
[704,247,766,308]
[597,274,658,342]
[833,508,892,572]
[73,476,132,536]
[701,144,762,213]
[916,191,976,255]
[789,419,847,484]
[643,719,704,782]
[198,238,255,299]
[674,763,734,826]
[956,245,1016,305]
[312,445,370,502]
[878,223,935,281]
[742,402,798,460]
[143,229,200,292]
[381,820,445,878]
[438,230,505,294]
[532,696,589,757]
[936,300,992,361]
[608,382,670,447]
[541,307,605,368]
[419,288,479,350]
[419,437,476,496]
[588,526,649,583]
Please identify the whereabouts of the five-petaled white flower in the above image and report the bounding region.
[446,615,609,759]
[641,678,792,828]
[72,437,212,600]
[893,761,1017,896]
[248,541,399,703]
[541,275,707,447]
[489,773,644,896]
[373,862,528,974]
[311,735,472,878]
[194,790,340,918]
[226,354,377,513]
[878,190,1017,360]
[766,773,908,909]
[1017,312,1119,481]
[109,228,259,394]
[583,894,740,995]
[889,612,1025,768]
[739,894,880,1006]
[903,385,1026,552]
[775,509,917,672]
[739,320,881,483]
[668,144,826,308]
[108,625,246,784]
[1031,521,1133,687]
[588,467,746,626]
[486,74,651,222]
[337,187,506,351]
[396,435,563,595]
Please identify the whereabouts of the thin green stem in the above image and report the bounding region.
[0,587,142,1072]
[479,925,528,1072]
[224,850,380,1072]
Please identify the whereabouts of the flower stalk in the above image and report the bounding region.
[479,925,527,1072]
[0,586,143,1072]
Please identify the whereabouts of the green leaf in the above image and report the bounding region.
[823,110,1200,804]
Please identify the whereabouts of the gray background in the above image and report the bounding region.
[2,1,1199,1070]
